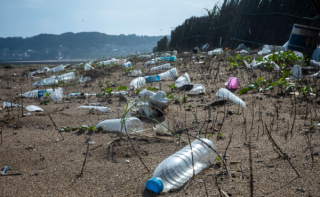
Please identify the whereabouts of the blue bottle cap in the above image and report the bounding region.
[145,177,163,193]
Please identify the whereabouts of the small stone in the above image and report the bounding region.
[257,160,263,163]
[313,152,319,156]
[296,188,306,192]
[268,165,274,168]
[217,122,222,125]
[30,172,38,176]
[206,118,212,122]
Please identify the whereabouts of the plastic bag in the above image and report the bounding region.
[188,84,205,94]
[84,63,94,70]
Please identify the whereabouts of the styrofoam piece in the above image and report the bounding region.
[77,106,112,112]
[26,105,44,112]
[95,117,143,134]
[188,84,205,95]
[150,63,171,71]
[158,68,178,80]
[208,48,223,55]
[310,60,320,67]
[215,88,246,107]
[32,72,75,86]
[20,88,63,101]
[50,65,64,73]
[128,70,142,77]
[84,63,94,70]
[130,77,146,89]
[3,101,21,108]
[291,65,303,79]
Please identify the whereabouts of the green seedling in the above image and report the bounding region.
[182,95,188,103]
[168,84,177,93]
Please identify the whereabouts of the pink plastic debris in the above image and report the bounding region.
[226,77,238,89]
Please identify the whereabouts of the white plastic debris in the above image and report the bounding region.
[137,90,170,116]
[84,63,94,70]
[20,88,63,101]
[208,48,223,55]
[98,59,126,67]
[95,117,143,134]
[150,63,171,71]
[310,60,320,67]
[158,68,178,80]
[291,65,303,79]
[144,60,155,67]
[258,45,271,55]
[77,106,112,112]
[130,77,146,89]
[111,91,128,96]
[128,70,142,77]
[3,101,22,108]
[29,67,51,77]
[153,121,169,135]
[32,72,76,86]
[175,73,192,88]
[215,88,246,107]
[78,76,91,83]
[50,65,64,72]
[26,105,44,112]
[188,84,205,95]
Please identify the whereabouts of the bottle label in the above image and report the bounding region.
[38,90,47,98]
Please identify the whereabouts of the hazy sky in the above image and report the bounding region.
[0,0,220,38]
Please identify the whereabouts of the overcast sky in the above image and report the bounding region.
[0,0,220,38]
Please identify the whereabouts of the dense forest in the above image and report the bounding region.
[0,32,165,60]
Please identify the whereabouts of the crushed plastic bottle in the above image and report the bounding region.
[188,84,205,94]
[145,138,217,193]
[122,62,131,67]
[77,106,112,112]
[175,73,192,88]
[50,65,64,72]
[32,72,75,86]
[158,68,178,80]
[208,48,223,55]
[129,77,146,89]
[144,75,160,83]
[128,70,142,77]
[150,63,171,71]
[95,117,143,134]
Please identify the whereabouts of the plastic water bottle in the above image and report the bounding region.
[129,77,146,89]
[144,75,160,83]
[145,138,217,193]
[19,88,63,101]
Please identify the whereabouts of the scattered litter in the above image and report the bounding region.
[88,141,95,145]
[84,63,94,70]
[150,63,171,71]
[215,88,246,107]
[291,65,303,79]
[77,106,112,113]
[144,75,160,83]
[145,60,155,67]
[208,48,223,55]
[188,84,205,95]
[50,65,64,72]
[1,166,8,174]
[125,159,130,163]
[158,68,178,80]
[111,91,128,96]
[24,113,32,116]
[3,101,22,108]
[145,139,217,193]
[153,121,169,135]
[29,67,51,77]
[310,60,320,67]
[175,73,192,88]
[129,77,146,89]
[95,117,143,134]
[128,70,142,77]
[122,62,131,67]
[26,105,44,112]
[20,88,63,101]
[226,77,238,90]
[78,76,91,83]
[32,72,75,86]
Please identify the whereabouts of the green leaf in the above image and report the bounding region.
[146,86,150,90]
[118,86,127,91]
[96,92,105,97]
[256,77,263,83]
[149,87,158,91]
[279,78,284,83]
[269,82,279,87]
[239,88,249,94]
[248,84,255,90]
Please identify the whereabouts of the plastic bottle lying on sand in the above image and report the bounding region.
[188,84,205,94]
[150,63,171,71]
[144,75,160,83]
[158,68,178,80]
[215,88,246,107]
[129,77,146,89]
[128,70,142,77]
[146,138,217,193]
[77,106,112,113]
[19,88,63,101]
[95,117,143,134]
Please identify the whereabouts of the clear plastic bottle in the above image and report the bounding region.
[129,77,146,89]
[144,75,160,83]
[146,138,217,193]
[19,88,63,101]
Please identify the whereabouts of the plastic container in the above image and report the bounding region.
[128,70,142,77]
[32,72,75,86]
[175,73,191,88]
[158,68,178,80]
[19,88,63,101]
[122,62,131,67]
[146,138,217,193]
[208,48,223,55]
[26,105,44,112]
[50,65,64,72]
[144,75,160,83]
[150,63,171,71]
[288,24,320,56]
[144,60,155,67]
[29,67,51,77]
[3,101,21,108]
[215,88,246,107]
[77,106,112,113]
[95,117,143,134]
[130,77,146,89]
[310,60,320,67]
[188,84,205,94]
[226,77,238,89]
[291,65,303,79]
[153,121,168,135]
[84,63,94,70]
